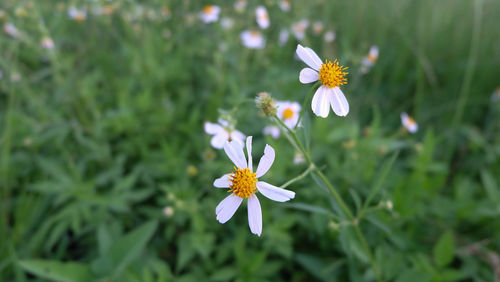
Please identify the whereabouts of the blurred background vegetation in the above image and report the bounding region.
[0,0,499,281]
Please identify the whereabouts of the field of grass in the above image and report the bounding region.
[1,0,500,281]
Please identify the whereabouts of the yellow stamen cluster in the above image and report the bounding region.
[203,5,214,14]
[282,108,294,120]
[229,167,257,198]
[318,59,348,88]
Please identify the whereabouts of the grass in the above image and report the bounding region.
[1,0,500,281]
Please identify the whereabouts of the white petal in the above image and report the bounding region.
[216,194,243,223]
[204,122,224,135]
[256,144,275,178]
[230,130,246,145]
[311,86,330,118]
[296,44,322,70]
[329,87,349,116]
[214,174,231,188]
[247,194,262,236]
[299,68,319,84]
[263,126,280,139]
[224,140,247,169]
[210,132,228,149]
[246,136,253,170]
[257,181,295,202]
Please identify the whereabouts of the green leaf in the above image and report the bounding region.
[109,220,158,278]
[363,151,399,209]
[209,266,237,281]
[18,259,92,282]
[433,231,455,267]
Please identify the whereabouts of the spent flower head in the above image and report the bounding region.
[255,92,277,117]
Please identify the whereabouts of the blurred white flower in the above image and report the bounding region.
[199,5,220,23]
[291,19,309,41]
[163,206,174,217]
[263,126,280,139]
[214,137,295,236]
[234,0,247,12]
[312,21,324,35]
[41,37,55,49]
[324,30,336,42]
[361,45,379,73]
[3,22,20,38]
[220,17,234,30]
[241,30,266,49]
[294,152,305,164]
[255,6,270,29]
[205,119,245,149]
[68,7,87,22]
[263,101,300,138]
[401,112,418,133]
[491,87,500,102]
[279,0,291,12]
[10,72,21,83]
[279,29,289,46]
[296,44,349,117]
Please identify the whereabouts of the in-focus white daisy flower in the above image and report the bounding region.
[234,0,247,13]
[255,6,270,29]
[296,44,349,117]
[312,21,324,35]
[291,19,309,41]
[279,29,289,46]
[205,119,245,149]
[241,30,266,49]
[361,45,379,73]
[68,7,87,22]
[490,87,500,102]
[220,17,234,30]
[214,137,295,236]
[324,30,336,42]
[279,0,291,12]
[3,22,20,38]
[401,112,418,133]
[199,5,220,23]
[41,37,55,49]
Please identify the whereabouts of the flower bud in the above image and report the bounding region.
[255,92,277,117]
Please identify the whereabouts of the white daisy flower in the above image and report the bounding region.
[312,21,324,35]
[3,22,20,38]
[68,7,87,22]
[199,5,220,23]
[41,37,55,49]
[241,30,266,49]
[234,0,247,13]
[324,30,336,43]
[263,126,280,139]
[277,101,301,128]
[279,29,289,46]
[296,44,350,117]
[491,87,500,102]
[291,20,309,41]
[220,17,234,30]
[401,112,418,133]
[204,119,245,149]
[214,137,295,236]
[279,0,291,12]
[361,45,379,73]
[255,6,270,29]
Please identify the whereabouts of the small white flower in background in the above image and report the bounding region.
[163,206,174,217]
[491,87,500,102]
[41,37,55,49]
[205,118,245,149]
[279,29,289,46]
[68,7,87,22]
[361,45,379,74]
[400,112,418,133]
[241,30,266,49]
[255,6,270,29]
[199,5,220,23]
[324,30,336,43]
[214,137,295,236]
[279,0,291,12]
[291,19,309,41]
[3,22,20,38]
[10,72,21,83]
[263,126,280,139]
[296,44,350,117]
[294,152,305,164]
[220,17,234,30]
[234,0,247,13]
[161,6,172,20]
[312,21,324,35]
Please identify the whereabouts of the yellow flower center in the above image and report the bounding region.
[250,30,260,38]
[318,59,348,88]
[203,5,213,14]
[407,116,416,125]
[229,167,257,198]
[367,53,378,63]
[282,108,294,120]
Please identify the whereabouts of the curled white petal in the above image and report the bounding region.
[246,136,253,170]
[224,140,247,169]
[311,86,330,118]
[296,44,322,70]
[329,87,349,117]
[299,68,319,84]
[256,144,275,178]
[257,181,295,202]
[216,194,243,223]
[214,174,231,188]
[247,194,262,236]
[210,132,229,149]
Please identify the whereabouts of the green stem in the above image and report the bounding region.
[294,81,321,130]
[280,164,315,189]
